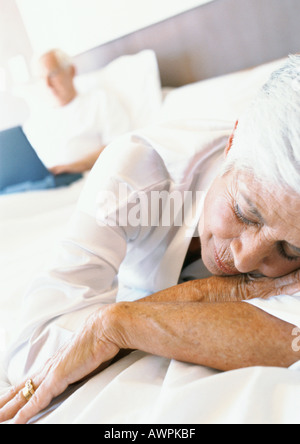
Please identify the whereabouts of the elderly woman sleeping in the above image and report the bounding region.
[1,56,300,424]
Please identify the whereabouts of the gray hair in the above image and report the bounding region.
[31,49,74,76]
[47,49,74,70]
[223,54,300,194]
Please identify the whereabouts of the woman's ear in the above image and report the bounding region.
[225,120,239,157]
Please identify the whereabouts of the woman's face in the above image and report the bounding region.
[200,170,300,278]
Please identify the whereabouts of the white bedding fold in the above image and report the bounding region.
[35,355,300,424]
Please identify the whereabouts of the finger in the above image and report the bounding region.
[276,270,300,287]
[0,386,19,409]
[0,372,44,423]
[13,378,62,425]
[0,388,27,423]
[277,282,300,296]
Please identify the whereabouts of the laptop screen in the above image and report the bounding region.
[0,126,50,190]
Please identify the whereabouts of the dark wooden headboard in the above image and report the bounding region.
[73,0,300,88]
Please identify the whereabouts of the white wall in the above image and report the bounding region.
[0,0,33,130]
[0,0,215,130]
[16,0,214,56]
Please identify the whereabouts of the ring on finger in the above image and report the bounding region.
[22,380,35,402]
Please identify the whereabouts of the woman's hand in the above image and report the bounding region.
[235,269,300,300]
[202,269,300,302]
[144,269,300,304]
[0,306,121,424]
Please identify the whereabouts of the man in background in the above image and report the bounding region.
[23,49,131,175]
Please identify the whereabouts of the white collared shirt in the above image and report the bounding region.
[23,90,132,168]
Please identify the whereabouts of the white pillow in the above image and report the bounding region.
[159,58,286,124]
[75,50,163,129]
[14,50,163,130]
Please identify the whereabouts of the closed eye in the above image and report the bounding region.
[277,243,300,262]
[234,203,259,227]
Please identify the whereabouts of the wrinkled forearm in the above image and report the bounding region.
[106,301,300,371]
[141,271,300,305]
[141,277,247,304]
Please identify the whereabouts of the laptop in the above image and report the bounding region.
[0,126,82,194]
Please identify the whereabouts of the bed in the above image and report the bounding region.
[1,0,300,425]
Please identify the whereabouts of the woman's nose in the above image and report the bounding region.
[230,235,272,274]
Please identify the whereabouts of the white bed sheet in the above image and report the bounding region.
[1,59,300,424]
[0,179,86,375]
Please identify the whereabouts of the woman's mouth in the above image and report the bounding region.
[214,248,240,276]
